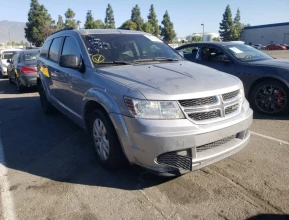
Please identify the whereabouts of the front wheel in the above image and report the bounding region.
[250,80,289,115]
[89,109,128,170]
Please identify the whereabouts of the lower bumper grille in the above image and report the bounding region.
[196,135,236,152]
[156,153,192,171]
[188,110,220,121]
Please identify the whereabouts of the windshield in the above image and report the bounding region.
[2,52,15,60]
[81,34,183,66]
[24,53,38,61]
[224,45,273,62]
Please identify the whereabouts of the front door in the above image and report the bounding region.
[196,46,236,76]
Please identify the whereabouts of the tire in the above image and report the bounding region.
[89,109,128,170]
[38,81,56,115]
[8,75,12,84]
[250,79,289,115]
[16,78,24,92]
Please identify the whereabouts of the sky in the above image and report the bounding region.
[0,0,288,38]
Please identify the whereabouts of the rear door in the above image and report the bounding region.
[44,37,64,104]
[8,53,19,80]
[196,45,236,75]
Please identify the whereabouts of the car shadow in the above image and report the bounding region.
[0,78,37,94]
[0,96,172,191]
[247,214,289,220]
[253,111,289,120]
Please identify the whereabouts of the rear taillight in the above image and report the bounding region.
[21,66,37,74]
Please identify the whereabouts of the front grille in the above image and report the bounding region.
[156,153,192,170]
[179,96,217,107]
[188,110,220,121]
[196,135,236,152]
[222,90,239,101]
[225,103,239,115]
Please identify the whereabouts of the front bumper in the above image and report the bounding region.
[110,100,253,176]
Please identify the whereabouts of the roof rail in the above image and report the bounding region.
[51,27,74,35]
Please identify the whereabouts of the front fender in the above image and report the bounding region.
[82,87,122,116]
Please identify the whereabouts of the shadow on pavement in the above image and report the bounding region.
[253,111,289,120]
[247,214,289,220]
[0,96,172,191]
[0,78,37,94]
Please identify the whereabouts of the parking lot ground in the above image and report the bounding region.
[263,50,289,59]
[0,53,289,220]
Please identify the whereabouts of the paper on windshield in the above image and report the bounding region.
[144,35,163,42]
[229,47,243,54]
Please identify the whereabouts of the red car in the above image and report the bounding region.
[265,44,286,50]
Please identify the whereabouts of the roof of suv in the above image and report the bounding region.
[51,28,147,37]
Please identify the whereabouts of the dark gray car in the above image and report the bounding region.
[176,42,289,115]
[7,49,39,92]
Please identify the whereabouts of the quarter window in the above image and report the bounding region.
[48,37,63,62]
[40,40,52,58]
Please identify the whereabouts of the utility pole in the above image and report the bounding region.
[201,24,204,42]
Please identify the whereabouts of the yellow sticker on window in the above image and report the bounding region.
[92,54,105,63]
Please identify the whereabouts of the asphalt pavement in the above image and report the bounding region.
[0,61,289,219]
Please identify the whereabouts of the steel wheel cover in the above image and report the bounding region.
[93,118,110,160]
[255,85,287,113]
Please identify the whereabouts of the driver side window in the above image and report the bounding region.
[201,47,229,63]
[179,46,199,61]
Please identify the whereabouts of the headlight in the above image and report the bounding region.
[124,97,185,119]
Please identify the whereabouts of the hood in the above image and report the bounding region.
[248,59,289,70]
[96,61,241,100]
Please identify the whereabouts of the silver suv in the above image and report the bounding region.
[37,29,253,176]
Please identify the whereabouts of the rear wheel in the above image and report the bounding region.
[38,81,56,115]
[8,75,12,84]
[250,79,289,115]
[16,78,24,92]
[89,109,128,170]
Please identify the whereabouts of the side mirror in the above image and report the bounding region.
[59,54,80,69]
[176,50,184,57]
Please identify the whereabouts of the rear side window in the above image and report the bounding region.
[61,36,81,60]
[48,37,63,62]
[40,40,52,58]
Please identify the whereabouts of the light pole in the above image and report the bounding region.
[201,24,204,42]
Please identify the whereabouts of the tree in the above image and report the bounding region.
[104,4,115,29]
[131,5,144,31]
[219,5,234,41]
[232,8,242,40]
[95,19,105,29]
[24,0,54,46]
[119,20,137,30]
[143,22,153,34]
[160,10,176,44]
[65,8,77,29]
[212,37,221,42]
[147,4,160,36]
[56,15,64,30]
[84,10,96,29]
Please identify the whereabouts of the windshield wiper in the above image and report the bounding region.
[133,57,180,63]
[97,61,132,65]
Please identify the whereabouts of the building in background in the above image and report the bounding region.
[241,22,289,45]
[186,32,219,42]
